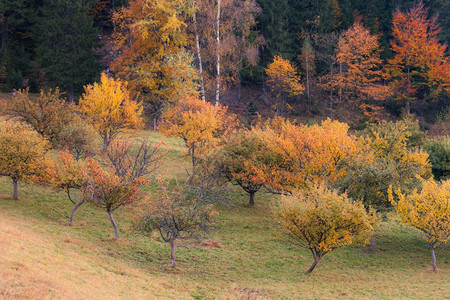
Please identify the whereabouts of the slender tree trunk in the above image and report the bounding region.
[430,244,437,272]
[406,100,410,115]
[249,191,255,206]
[329,61,334,118]
[153,118,157,131]
[13,179,18,200]
[192,5,206,102]
[369,234,374,251]
[170,239,176,268]
[306,58,310,101]
[69,199,85,225]
[214,0,221,106]
[339,62,342,102]
[238,72,242,101]
[68,83,74,103]
[108,209,119,239]
[306,256,321,273]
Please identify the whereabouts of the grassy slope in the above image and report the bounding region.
[0,131,449,299]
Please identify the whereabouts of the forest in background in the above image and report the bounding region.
[0,0,449,128]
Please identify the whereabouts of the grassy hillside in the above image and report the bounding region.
[0,131,449,299]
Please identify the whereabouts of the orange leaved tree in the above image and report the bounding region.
[159,96,237,170]
[389,178,450,272]
[262,117,356,191]
[386,2,450,115]
[82,157,146,239]
[0,121,49,200]
[80,72,143,151]
[276,183,377,273]
[265,56,304,116]
[47,150,88,225]
[335,16,391,116]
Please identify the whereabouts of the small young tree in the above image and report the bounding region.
[134,180,216,267]
[0,121,49,200]
[47,150,88,225]
[159,96,237,170]
[389,178,450,272]
[82,137,165,238]
[80,73,144,151]
[82,157,146,239]
[276,183,377,273]
[265,56,304,116]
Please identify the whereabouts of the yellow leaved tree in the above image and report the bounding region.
[0,121,49,200]
[389,178,450,272]
[265,56,304,116]
[159,96,237,170]
[276,182,377,273]
[80,73,144,151]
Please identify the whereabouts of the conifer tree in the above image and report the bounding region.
[35,0,101,102]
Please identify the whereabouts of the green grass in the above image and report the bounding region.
[0,131,449,299]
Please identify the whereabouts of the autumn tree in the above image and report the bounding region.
[265,56,304,116]
[47,150,88,225]
[299,37,315,103]
[134,180,216,267]
[3,88,78,146]
[191,0,263,104]
[276,183,377,273]
[389,178,450,272]
[80,73,143,151]
[207,128,281,206]
[159,96,237,169]
[386,1,450,115]
[333,118,431,250]
[111,0,197,119]
[0,121,49,200]
[335,16,390,116]
[334,118,432,208]
[81,137,164,238]
[262,117,356,191]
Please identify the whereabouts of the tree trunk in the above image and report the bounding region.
[306,256,321,274]
[108,210,119,239]
[339,62,342,102]
[369,234,374,251]
[406,100,410,115]
[153,118,157,131]
[306,58,310,102]
[69,199,85,226]
[249,191,255,206]
[237,72,242,101]
[68,83,74,103]
[214,0,221,106]
[192,5,206,102]
[329,61,334,118]
[430,245,437,272]
[13,179,18,200]
[170,239,176,268]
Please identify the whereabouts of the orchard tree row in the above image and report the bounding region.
[0,72,448,272]
[1,1,448,123]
